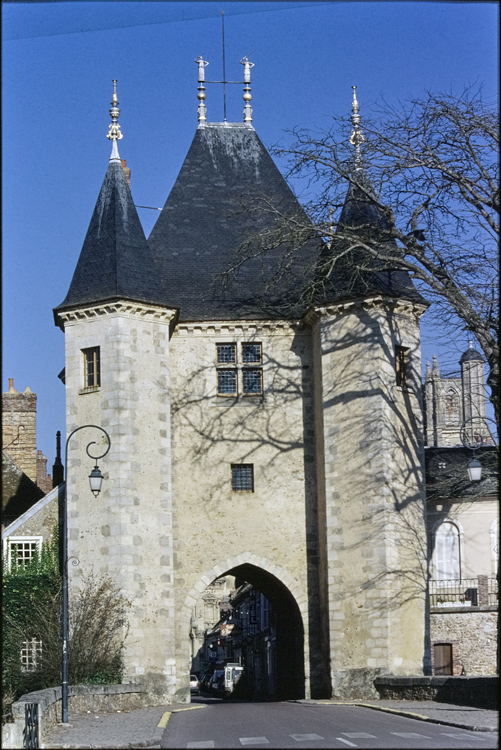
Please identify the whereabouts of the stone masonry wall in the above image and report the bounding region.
[60,302,176,699]
[312,298,429,698]
[431,609,498,675]
[2,382,37,483]
[168,321,319,700]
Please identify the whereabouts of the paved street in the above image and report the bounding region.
[161,701,498,749]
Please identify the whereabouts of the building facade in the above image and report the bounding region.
[424,346,498,676]
[41,71,434,702]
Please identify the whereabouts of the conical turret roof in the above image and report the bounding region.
[315,87,427,307]
[147,123,321,321]
[54,158,166,323]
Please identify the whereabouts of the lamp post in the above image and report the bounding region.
[60,425,111,724]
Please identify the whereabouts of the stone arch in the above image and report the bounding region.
[181,552,309,700]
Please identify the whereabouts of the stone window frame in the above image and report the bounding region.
[215,342,263,398]
[81,346,101,392]
[491,519,499,576]
[4,535,43,570]
[430,518,464,582]
[443,385,462,425]
[395,345,411,389]
[431,639,462,676]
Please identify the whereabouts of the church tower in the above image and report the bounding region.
[423,341,487,447]
[54,83,177,697]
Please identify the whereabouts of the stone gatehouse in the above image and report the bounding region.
[50,74,431,702]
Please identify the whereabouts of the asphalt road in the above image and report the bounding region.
[160,700,498,749]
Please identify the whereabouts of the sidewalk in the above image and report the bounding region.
[43,702,194,749]
[306,699,499,733]
[43,698,498,749]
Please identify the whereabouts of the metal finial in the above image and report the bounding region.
[195,56,209,124]
[349,85,365,169]
[240,57,254,123]
[468,339,473,349]
[107,79,123,160]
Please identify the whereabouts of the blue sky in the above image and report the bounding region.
[2,1,499,463]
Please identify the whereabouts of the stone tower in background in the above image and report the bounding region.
[424,342,488,447]
[2,379,37,483]
[2,378,53,493]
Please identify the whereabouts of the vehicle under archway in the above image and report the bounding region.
[192,563,305,701]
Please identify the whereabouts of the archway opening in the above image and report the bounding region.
[190,563,305,701]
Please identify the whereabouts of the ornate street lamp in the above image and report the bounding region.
[460,419,483,482]
[60,425,111,724]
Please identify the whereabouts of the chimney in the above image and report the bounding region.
[36,449,52,495]
[8,378,17,393]
[121,159,131,188]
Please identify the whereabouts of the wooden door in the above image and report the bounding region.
[434,643,453,675]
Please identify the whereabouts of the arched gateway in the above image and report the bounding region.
[54,76,429,703]
[182,556,307,700]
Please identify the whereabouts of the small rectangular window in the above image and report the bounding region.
[21,638,42,673]
[7,538,42,569]
[395,345,410,388]
[216,343,236,364]
[231,464,254,492]
[242,369,263,395]
[83,347,101,388]
[217,369,237,396]
[241,343,262,364]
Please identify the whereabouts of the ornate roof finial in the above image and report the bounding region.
[240,57,254,124]
[349,85,365,169]
[107,80,123,160]
[195,56,209,124]
[468,339,473,349]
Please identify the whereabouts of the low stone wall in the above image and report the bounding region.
[430,608,498,675]
[374,676,499,710]
[2,683,151,749]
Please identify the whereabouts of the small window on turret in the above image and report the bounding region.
[83,347,101,389]
[395,345,410,388]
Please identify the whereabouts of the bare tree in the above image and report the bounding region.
[226,87,499,420]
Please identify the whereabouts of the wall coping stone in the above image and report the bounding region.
[374,675,499,710]
[430,605,498,614]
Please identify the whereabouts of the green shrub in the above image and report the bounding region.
[2,529,129,723]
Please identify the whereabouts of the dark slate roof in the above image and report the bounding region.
[2,451,45,524]
[316,173,427,306]
[54,159,167,324]
[460,346,484,364]
[147,123,322,321]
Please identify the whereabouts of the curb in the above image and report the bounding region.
[289,699,498,733]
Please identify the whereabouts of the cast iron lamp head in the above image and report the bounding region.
[89,464,104,496]
[467,458,482,482]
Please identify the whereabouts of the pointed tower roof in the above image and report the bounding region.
[318,87,426,305]
[147,122,321,321]
[54,82,166,325]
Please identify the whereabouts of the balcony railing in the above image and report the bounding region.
[430,575,498,608]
